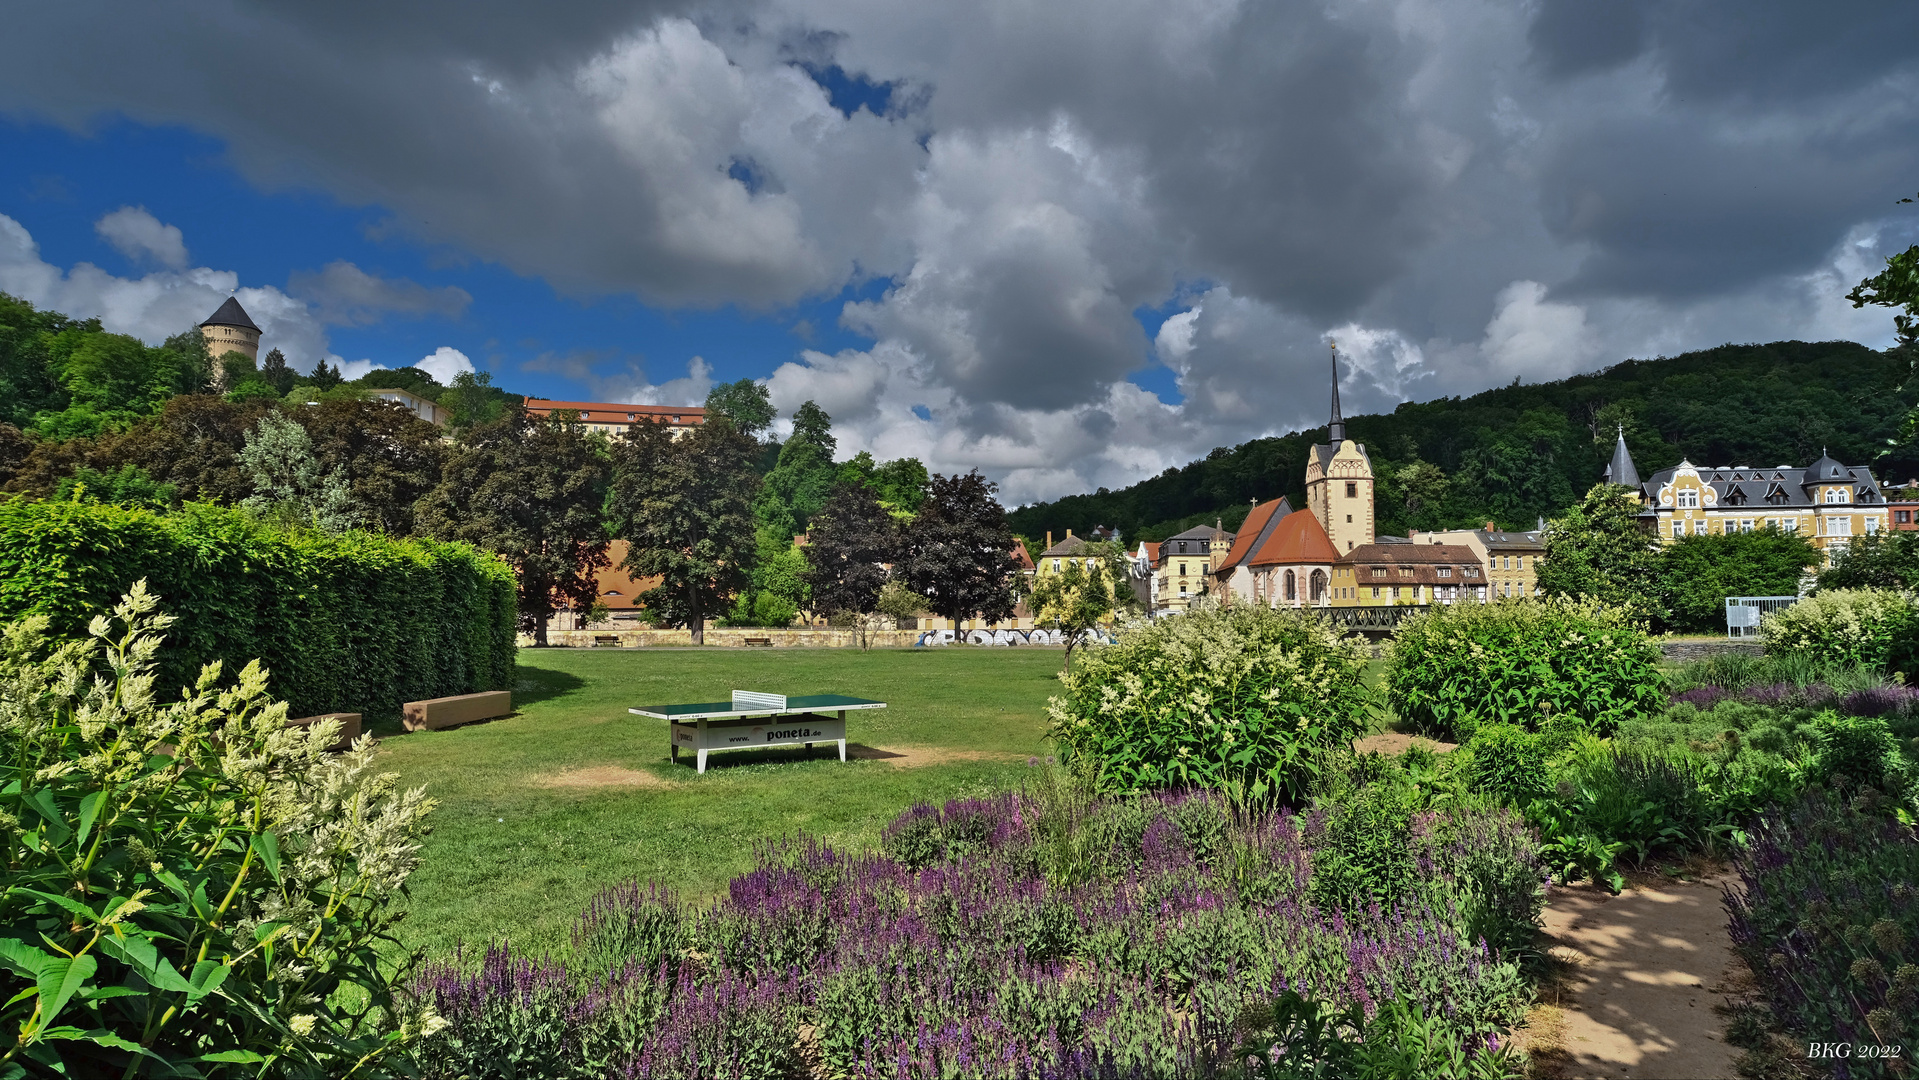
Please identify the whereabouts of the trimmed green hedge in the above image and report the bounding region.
[0,497,515,718]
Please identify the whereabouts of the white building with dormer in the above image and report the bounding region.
[1614,436,1888,565]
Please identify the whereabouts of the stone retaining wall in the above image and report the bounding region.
[528,628,925,648]
[1658,638,1765,662]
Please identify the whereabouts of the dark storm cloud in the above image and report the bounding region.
[2,0,1915,501]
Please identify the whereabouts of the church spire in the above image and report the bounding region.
[1327,339,1345,445]
[1606,424,1640,489]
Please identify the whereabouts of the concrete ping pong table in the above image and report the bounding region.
[628,691,887,774]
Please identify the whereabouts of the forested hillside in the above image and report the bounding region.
[1009,341,1919,542]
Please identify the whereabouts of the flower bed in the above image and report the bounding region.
[1725,794,1919,1077]
[415,785,1542,1078]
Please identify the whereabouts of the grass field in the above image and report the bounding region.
[376,646,1067,958]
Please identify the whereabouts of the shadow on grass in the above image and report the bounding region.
[512,664,589,708]
[664,741,905,772]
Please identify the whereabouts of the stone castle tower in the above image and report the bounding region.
[199,296,261,366]
[1303,341,1375,553]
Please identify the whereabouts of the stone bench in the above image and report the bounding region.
[403,691,512,732]
[743,637,773,647]
[287,712,362,751]
[593,634,620,647]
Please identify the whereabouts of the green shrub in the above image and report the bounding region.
[0,585,433,1075]
[1386,597,1663,739]
[1464,724,1552,806]
[1806,712,1903,792]
[0,497,516,719]
[1046,604,1372,801]
[1762,588,1918,671]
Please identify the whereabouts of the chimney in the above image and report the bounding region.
[1046,531,1053,551]
[1485,521,1495,532]
[1066,529,1074,540]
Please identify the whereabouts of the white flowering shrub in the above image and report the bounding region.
[1761,588,1919,671]
[1386,597,1664,739]
[1046,605,1372,801]
[0,582,437,1076]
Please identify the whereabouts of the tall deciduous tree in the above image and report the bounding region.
[756,400,839,539]
[1027,540,1131,672]
[1536,482,1663,617]
[417,412,612,645]
[1818,530,1919,591]
[1659,528,1819,633]
[298,398,449,535]
[805,481,898,618]
[898,470,1022,629]
[704,377,776,437]
[609,416,760,645]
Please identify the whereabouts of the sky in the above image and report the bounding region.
[2,0,1917,507]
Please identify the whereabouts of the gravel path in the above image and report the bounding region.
[1532,874,1744,1079]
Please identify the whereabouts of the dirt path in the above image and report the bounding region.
[1530,874,1743,1079]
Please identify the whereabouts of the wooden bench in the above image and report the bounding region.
[403,691,512,732]
[286,712,362,751]
[593,634,620,647]
[743,637,773,647]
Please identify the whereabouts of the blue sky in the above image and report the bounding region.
[0,117,897,402]
[0,2,1911,503]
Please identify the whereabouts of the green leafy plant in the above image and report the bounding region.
[1046,604,1372,801]
[0,583,436,1076]
[1386,596,1663,740]
[1762,588,1918,671]
[0,498,516,721]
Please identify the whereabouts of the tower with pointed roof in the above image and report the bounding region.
[1304,341,1375,553]
[1605,425,1641,495]
[199,296,262,372]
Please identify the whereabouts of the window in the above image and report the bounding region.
[1180,563,1188,576]
[1177,541,1188,553]
[1400,566,1414,577]
[1866,516,1881,534]
[1053,559,1060,571]
[1740,519,1755,532]
[1672,520,1684,538]
[1371,567,1387,578]
[1899,510,1913,524]
[1689,520,1706,536]
[1179,583,1188,595]
[1828,517,1851,536]
[1517,556,1525,570]
[1782,519,1798,534]
[1677,489,1699,508]
[1464,567,1478,578]
[1285,570,1297,601]
[1437,566,1452,578]
[1345,482,1358,498]
[1372,587,1381,598]
[1825,489,1850,504]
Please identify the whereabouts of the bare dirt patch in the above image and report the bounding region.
[533,765,677,789]
[1531,873,1742,1079]
[846,745,1031,768]
[1352,732,1457,755]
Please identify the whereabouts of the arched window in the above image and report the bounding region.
[1284,570,1297,601]
[1310,569,1328,603]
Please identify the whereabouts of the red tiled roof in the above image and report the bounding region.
[523,399,707,424]
[1143,541,1161,567]
[1011,541,1035,570]
[1337,543,1479,566]
[1247,509,1338,567]
[1216,498,1291,572]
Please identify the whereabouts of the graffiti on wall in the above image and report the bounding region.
[914,628,1117,647]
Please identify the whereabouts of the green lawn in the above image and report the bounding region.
[377,647,1065,958]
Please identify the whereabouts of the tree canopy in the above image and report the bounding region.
[805,480,898,618]
[704,377,776,437]
[417,412,613,645]
[1536,483,1663,617]
[608,416,761,645]
[898,470,1022,628]
[756,399,839,539]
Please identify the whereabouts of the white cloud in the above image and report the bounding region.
[1154,308,1199,365]
[415,346,477,384]
[94,206,189,269]
[1478,281,1600,381]
[616,355,714,407]
[0,212,332,368]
